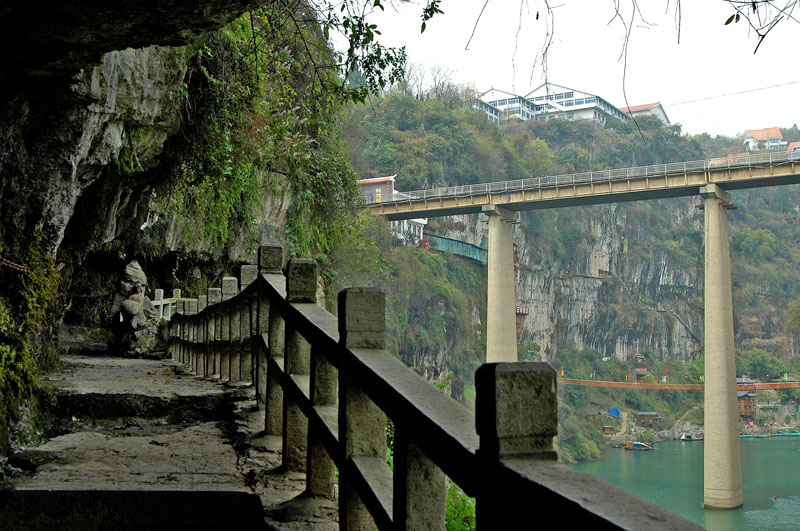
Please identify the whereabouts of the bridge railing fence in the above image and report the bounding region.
[365,151,799,206]
[168,245,698,530]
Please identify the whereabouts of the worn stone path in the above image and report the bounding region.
[0,354,336,530]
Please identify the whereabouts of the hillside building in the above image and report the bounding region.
[619,102,670,125]
[357,175,426,243]
[743,128,786,151]
[475,82,631,126]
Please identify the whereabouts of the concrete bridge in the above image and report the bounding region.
[368,150,800,509]
[164,245,696,529]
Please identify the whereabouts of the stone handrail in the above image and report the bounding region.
[149,288,195,321]
[365,150,800,206]
[168,245,698,529]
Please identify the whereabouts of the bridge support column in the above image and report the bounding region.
[701,184,743,509]
[484,205,518,362]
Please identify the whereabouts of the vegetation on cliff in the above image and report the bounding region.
[338,88,800,462]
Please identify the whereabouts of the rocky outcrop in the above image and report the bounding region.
[0,2,258,453]
[5,46,190,257]
[430,198,706,362]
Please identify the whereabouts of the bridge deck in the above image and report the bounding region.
[369,151,800,220]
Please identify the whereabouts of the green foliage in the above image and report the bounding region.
[343,92,557,191]
[518,341,541,361]
[736,348,787,382]
[0,226,64,425]
[734,228,779,263]
[152,4,415,259]
[446,478,476,531]
[381,247,485,398]
[787,300,800,338]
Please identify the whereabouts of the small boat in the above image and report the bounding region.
[740,434,770,438]
[624,441,655,451]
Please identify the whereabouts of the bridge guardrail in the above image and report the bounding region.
[168,245,699,530]
[365,151,799,207]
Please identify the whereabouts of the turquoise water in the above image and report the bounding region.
[572,438,800,530]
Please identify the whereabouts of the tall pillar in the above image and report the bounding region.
[701,184,743,509]
[484,205,518,363]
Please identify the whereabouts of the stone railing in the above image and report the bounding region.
[168,245,698,530]
[151,288,179,321]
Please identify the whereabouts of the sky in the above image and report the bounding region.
[361,0,800,137]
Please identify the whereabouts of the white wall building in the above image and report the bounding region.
[475,82,631,126]
[619,102,671,125]
[390,218,427,244]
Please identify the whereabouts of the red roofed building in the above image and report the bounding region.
[744,128,786,151]
[788,141,800,152]
[619,102,670,125]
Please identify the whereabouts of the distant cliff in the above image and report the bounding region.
[425,182,800,364]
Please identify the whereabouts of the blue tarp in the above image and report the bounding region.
[608,405,621,419]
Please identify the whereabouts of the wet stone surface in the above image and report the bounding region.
[1,354,340,530]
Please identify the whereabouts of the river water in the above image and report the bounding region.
[572,437,800,530]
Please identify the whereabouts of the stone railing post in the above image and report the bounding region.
[257,245,283,410]
[306,338,337,498]
[220,277,238,381]
[239,264,258,385]
[186,299,198,374]
[176,299,185,365]
[282,259,316,472]
[198,295,207,376]
[229,277,242,383]
[154,289,164,319]
[393,430,446,529]
[208,288,222,377]
[474,362,557,528]
[338,287,386,531]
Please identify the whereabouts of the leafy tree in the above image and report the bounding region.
[734,228,779,263]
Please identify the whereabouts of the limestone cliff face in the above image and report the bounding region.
[53,47,188,252]
[0,1,254,260]
[431,198,706,362]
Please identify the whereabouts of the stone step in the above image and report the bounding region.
[39,356,237,420]
[1,355,268,529]
[0,487,265,529]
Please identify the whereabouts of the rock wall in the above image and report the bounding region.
[430,198,706,362]
[1,1,255,261]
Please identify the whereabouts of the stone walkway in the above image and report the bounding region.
[0,354,336,530]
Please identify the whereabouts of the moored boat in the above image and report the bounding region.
[624,441,655,451]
